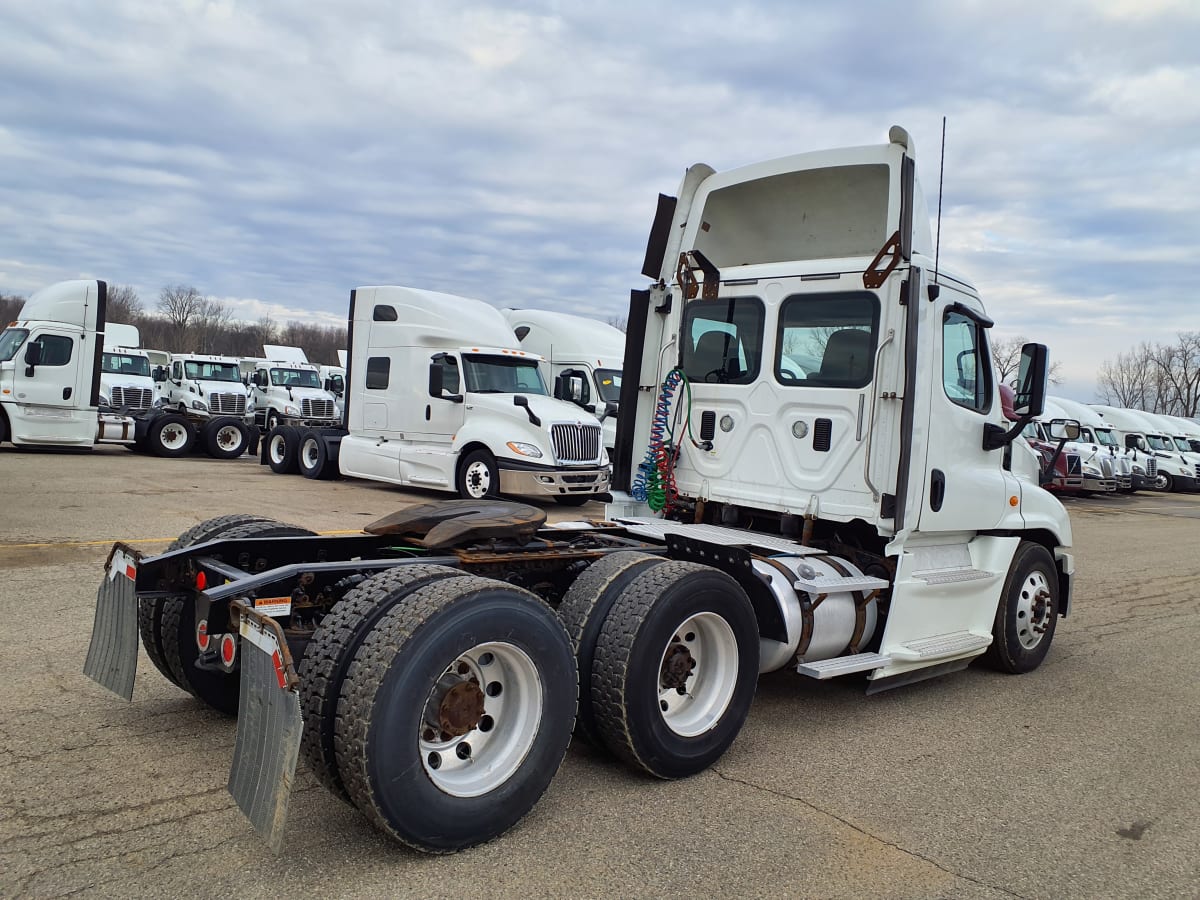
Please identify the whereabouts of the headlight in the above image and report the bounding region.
[1082,464,1101,477]
[506,441,543,458]
[284,405,300,416]
[99,393,110,406]
[191,400,207,411]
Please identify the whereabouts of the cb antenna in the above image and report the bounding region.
[933,115,946,286]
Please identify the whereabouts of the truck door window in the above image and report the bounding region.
[680,297,764,385]
[172,361,183,380]
[366,357,391,390]
[594,369,622,403]
[29,335,73,366]
[0,328,29,361]
[429,356,459,394]
[373,305,398,322]
[942,310,992,413]
[774,292,878,387]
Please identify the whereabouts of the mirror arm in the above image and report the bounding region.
[982,414,1035,452]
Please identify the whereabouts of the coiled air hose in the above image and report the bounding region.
[632,368,698,513]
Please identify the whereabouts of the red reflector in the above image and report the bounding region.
[221,634,236,666]
[197,620,210,652]
[195,571,207,590]
[271,650,287,690]
[125,564,136,580]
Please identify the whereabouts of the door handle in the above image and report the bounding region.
[63,387,72,400]
[929,468,945,511]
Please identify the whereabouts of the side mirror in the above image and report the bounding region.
[323,378,332,392]
[1048,419,1081,441]
[23,341,42,374]
[1013,343,1048,418]
[603,401,619,420]
[554,369,590,406]
[428,362,461,402]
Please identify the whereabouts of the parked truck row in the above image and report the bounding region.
[83,126,1078,857]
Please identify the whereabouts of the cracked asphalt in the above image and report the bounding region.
[2,447,1198,898]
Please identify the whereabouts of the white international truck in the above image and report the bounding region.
[1090,404,1195,492]
[248,345,340,432]
[261,287,612,505]
[0,281,252,458]
[85,126,1072,857]
[501,308,625,451]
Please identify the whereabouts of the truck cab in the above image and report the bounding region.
[501,308,626,452]
[249,346,339,431]
[318,364,346,419]
[159,353,251,422]
[1092,405,1196,492]
[98,323,156,415]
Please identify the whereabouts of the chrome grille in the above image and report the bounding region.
[1146,458,1157,477]
[1194,463,1200,480]
[301,398,335,419]
[1099,456,1114,478]
[110,386,153,411]
[551,423,602,462]
[208,392,247,415]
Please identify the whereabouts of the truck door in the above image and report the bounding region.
[422,353,465,443]
[12,328,83,411]
[905,278,1015,531]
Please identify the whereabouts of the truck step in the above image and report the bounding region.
[792,573,889,594]
[890,631,991,661]
[613,517,826,556]
[912,567,995,585]
[796,652,891,679]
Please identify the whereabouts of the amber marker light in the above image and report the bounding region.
[1009,496,1019,507]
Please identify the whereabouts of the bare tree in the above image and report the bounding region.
[992,334,1064,386]
[106,284,142,323]
[1098,333,1200,416]
[157,285,204,344]
[0,292,25,324]
[192,297,233,354]
[606,315,627,333]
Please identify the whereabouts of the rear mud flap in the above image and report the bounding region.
[83,545,141,700]
[228,607,303,854]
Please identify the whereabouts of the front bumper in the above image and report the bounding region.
[497,460,611,498]
[1081,476,1117,493]
[1171,473,1199,492]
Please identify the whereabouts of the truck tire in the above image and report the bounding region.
[981,541,1059,675]
[591,561,759,779]
[335,575,576,853]
[138,514,286,689]
[265,409,281,433]
[299,564,468,798]
[456,449,500,500]
[201,417,249,459]
[298,430,338,480]
[0,411,8,445]
[148,413,194,458]
[161,518,316,714]
[557,552,666,747]
[266,425,300,474]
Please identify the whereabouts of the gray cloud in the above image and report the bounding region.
[1,0,1198,401]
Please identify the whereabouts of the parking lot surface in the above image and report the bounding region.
[2,447,1198,898]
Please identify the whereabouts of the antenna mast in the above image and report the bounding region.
[933,116,946,285]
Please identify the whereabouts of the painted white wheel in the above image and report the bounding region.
[215,424,243,451]
[301,437,320,470]
[656,611,739,738]
[418,642,542,797]
[1014,569,1053,650]
[160,424,189,450]
[463,460,492,498]
[269,434,288,465]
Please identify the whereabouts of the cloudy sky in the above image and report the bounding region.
[1,0,1197,400]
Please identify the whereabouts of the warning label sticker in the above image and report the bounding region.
[253,596,292,617]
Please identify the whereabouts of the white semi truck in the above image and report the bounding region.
[248,345,340,432]
[262,287,612,505]
[1091,404,1195,492]
[85,126,1071,857]
[0,281,252,458]
[159,353,253,422]
[1038,397,1116,493]
[1045,395,1134,491]
[501,308,625,451]
[1138,410,1200,480]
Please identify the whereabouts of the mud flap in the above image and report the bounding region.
[227,608,303,854]
[83,545,141,700]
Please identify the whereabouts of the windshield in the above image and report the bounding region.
[594,368,622,403]
[1094,428,1117,447]
[1173,437,1192,452]
[270,367,321,388]
[0,328,29,362]
[102,352,151,377]
[185,361,241,382]
[462,355,548,395]
[1146,434,1171,451]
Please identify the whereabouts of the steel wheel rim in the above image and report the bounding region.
[656,611,738,737]
[464,461,492,498]
[269,435,288,464]
[301,438,319,469]
[1014,570,1053,650]
[160,424,188,450]
[216,425,243,451]
[418,641,542,797]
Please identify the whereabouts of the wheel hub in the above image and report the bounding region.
[660,641,696,693]
[437,679,485,738]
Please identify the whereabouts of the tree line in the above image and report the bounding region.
[0,285,346,366]
[1096,332,1200,417]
